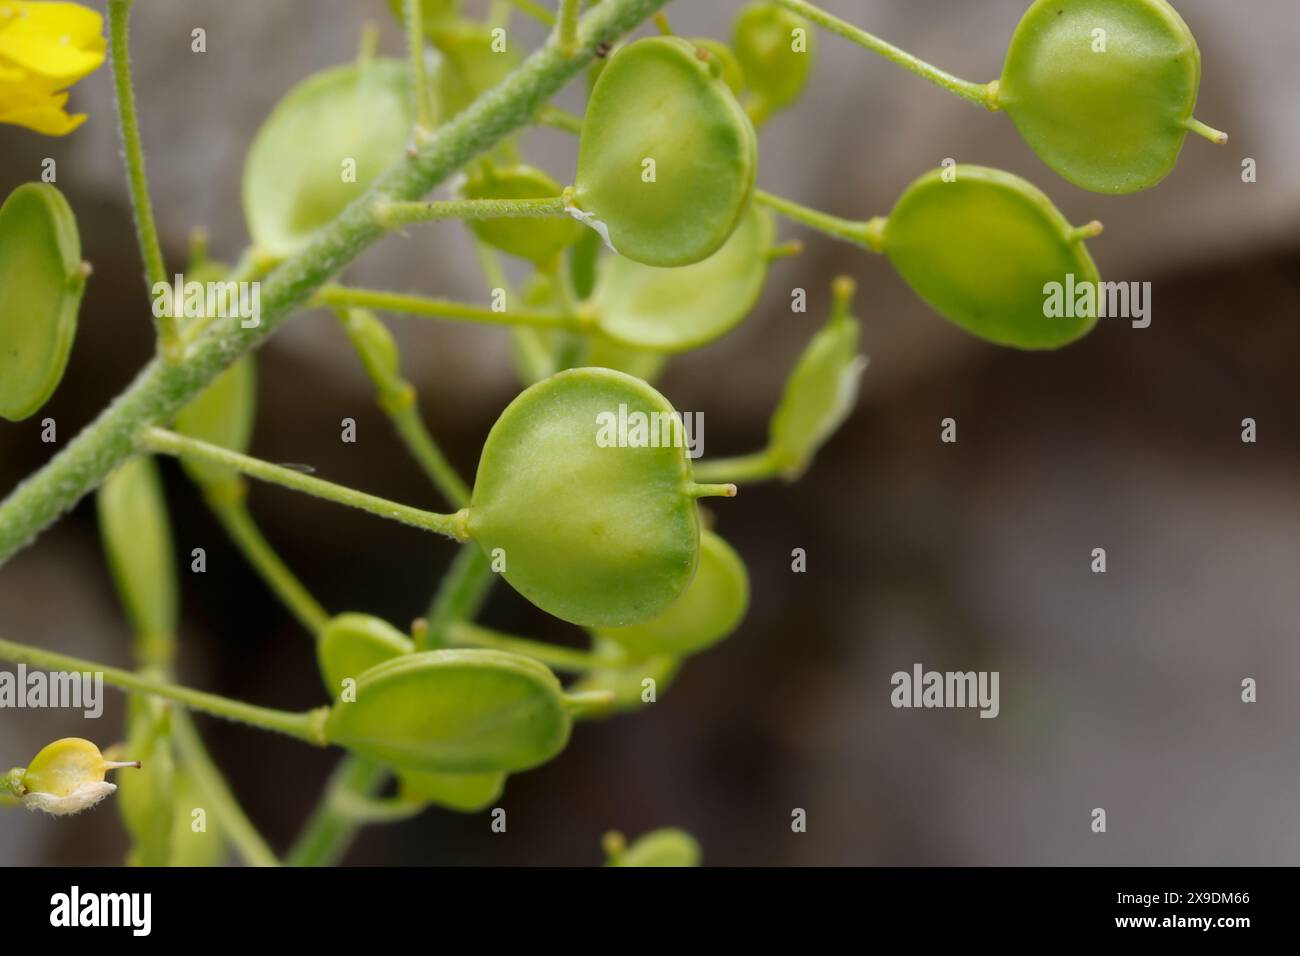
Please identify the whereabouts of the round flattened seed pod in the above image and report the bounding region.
[573,37,757,267]
[316,613,414,694]
[397,768,505,813]
[243,58,412,257]
[732,1,815,119]
[597,530,749,660]
[605,828,702,867]
[467,368,707,627]
[591,204,774,353]
[0,183,86,422]
[17,738,137,816]
[324,649,571,774]
[882,165,1102,350]
[999,0,1214,194]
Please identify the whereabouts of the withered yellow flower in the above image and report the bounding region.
[0,2,106,135]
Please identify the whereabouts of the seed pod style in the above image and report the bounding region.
[604,827,702,867]
[0,182,87,422]
[881,165,1103,350]
[13,738,138,817]
[243,58,413,257]
[573,37,758,267]
[733,1,815,121]
[324,650,571,774]
[999,0,1223,193]
[468,368,728,627]
[598,531,749,660]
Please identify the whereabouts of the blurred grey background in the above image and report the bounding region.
[2,0,1299,865]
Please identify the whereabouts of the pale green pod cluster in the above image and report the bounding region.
[243,58,413,257]
[468,368,712,628]
[881,165,1102,350]
[573,37,758,267]
[769,278,866,478]
[0,183,86,422]
[999,0,1218,194]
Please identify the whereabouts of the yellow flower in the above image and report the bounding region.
[0,2,106,135]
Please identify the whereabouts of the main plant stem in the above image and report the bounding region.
[107,0,181,360]
[0,0,670,567]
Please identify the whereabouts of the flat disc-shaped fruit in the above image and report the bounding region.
[598,531,748,660]
[468,368,702,627]
[172,356,256,487]
[97,455,178,645]
[243,58,412,257]
[0,183,85,422]
[999,0,1204,194]
[397,768,505,813]
[573,37,757,267]
[462,164,582,266]
[317,613,413,695]
[324,649,571,774]
[591,204,773,353]
[882,166,1101,350]
[769,290,866,478]
[733,1,815,117]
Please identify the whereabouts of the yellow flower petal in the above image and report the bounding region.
[0,85,82,134]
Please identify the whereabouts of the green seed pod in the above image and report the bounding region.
[172,356,257,488]
[167,769,227,867]
[16,738,138,816]
[573,36,758,267]
[461,163,583,267]
[338,308,401,389]
[468,368,712,627]
[317,613,414,695]
[733,1,815,121]
[397,768,505,813]
[116,698,175,866]
[570,642,680,715]
[584,336,669,385]
[692,38,745,97]
[769,278,867,479]
[0,183,87,422]
[590,204,774,353]
[324,649,572,774]
[604,827,702,867]
[999,0,1220,194]
[882,165,1102,350]
[432,19,519,120]
[97,455,178,652]
[598,530,749,660]
[243,58,412,257]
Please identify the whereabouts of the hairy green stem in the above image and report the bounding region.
[754,190,886,252]
[171,709,281,867]
[446,620,617,672]
[317,286,587,333]
[0,637,325,743]
[774,0,999,110]
[107,0,180,360]
[141,428,470,542]
[0,0,670,568]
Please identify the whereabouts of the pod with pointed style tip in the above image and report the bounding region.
[598,530,749,660]
[0,182,86,422]
[243,58,412,257]
[606,827,702,867]
[573,36,757,267]
[316,613,414,694]
[882,165,1102,350]
[591,204,774,353]
[324,649,571,774]
[462,163,583,266]
[15,738,137,816]
[733,1,815,120]
[769,280,866,478]
[999,0,1217,194]
[468,368,709,627]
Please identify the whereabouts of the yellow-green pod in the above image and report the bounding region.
[168,769,228,867]
[243,58,412,257]
[117,698,175,866]
[598,530,748,660]
[172,356,257,488]
[999,0,1216,194]
[605,827,702,867]
[0,182,87,422]
[432,19,519,120]
[467,368,710,628]
[17,738,137,816]
[590,204,773,353]
[570,643,681,716]
[397,768,505,813]
[881,165,1102,350]
[733,1,815,121]
[462,163,582,267]
[324,649,572,774]
[768,279,866,479]
[692,38,745,96]
[573,37,757,267]
[97,455,178,651]
[316,612,413,697]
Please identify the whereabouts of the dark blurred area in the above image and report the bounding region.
[2,1,1299,865]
